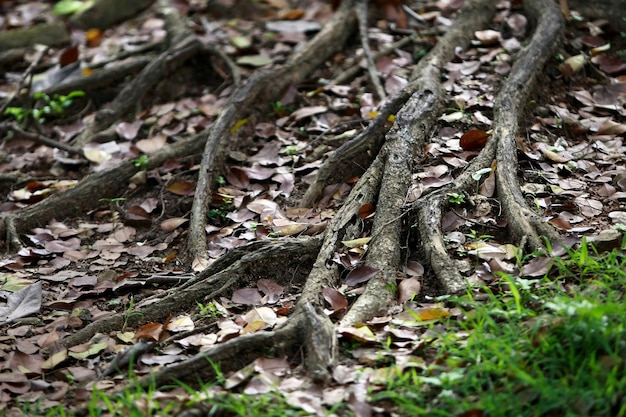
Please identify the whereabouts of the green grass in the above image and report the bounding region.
[15,240,626,417]
[374,240,626,417]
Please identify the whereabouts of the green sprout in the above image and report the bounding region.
[133,155,149,169]
[447,192,465,205]
[3,90,85,125]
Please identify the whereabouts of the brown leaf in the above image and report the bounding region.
[358,203,375,219]
[398,278,421,304]
[59,46,79,67]
[160,217,188,231]
[135,322,166,342]
[166,181,196,196]
[460,129,490,151]
[323,286,348,314]
[345,265,380,286]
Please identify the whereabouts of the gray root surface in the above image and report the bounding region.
[416,0,564,294]
[186,1,358,262]
[8,0,567,403]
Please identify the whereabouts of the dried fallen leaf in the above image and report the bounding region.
[323,286,348,314]
[398,278,421,304]
[85,28,103,47]
[166,181,196,196]
[160,217,188,232]
[345,265,380,286]
[0,281,42,325]
[460,129,490,151]
[358,203,375,219]
[135,322,167,342]
[342,237,372,248]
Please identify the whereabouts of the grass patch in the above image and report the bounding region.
[374,240,626,416]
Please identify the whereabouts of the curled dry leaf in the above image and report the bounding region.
[559,54,586,77]
[323,286,348,315]
[160,217,188,231]
[341,237,372,249]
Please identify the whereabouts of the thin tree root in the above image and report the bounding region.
[357,0,386,100]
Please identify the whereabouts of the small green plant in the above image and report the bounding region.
[464,229,494,240]
[99,197,126,229]
[216,176,226,186]
[283,145,299,156]
[133,155,149,169]
[122,296,143,331]
[4,90,85,125]
[447,192,465,205]
[195,301,225,319]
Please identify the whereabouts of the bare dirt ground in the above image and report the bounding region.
[0,0,625,414]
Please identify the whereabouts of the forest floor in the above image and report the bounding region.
[0,0,625,416]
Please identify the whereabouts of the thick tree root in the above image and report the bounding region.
[493,0,564,251]
[61,237,321,348]
[415,0,564,294]
[0,133,205,250]
[340,0,498,325]
[302,0,498,207]
[186,1,358,262]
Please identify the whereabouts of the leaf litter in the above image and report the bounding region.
[0,0,625,414]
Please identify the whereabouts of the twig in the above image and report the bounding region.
[5,122,87,159]
[330,34,414,86]
[0,47,48,117]
[356,0,386,100]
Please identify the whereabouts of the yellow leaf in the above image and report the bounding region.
[42,348,68,370]
[342,237,372,248]
[230,118,249,134]
[416,307,451,321]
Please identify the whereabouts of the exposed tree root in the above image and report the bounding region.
[493,0,564,251]
[61,236,322,348]
[0,132,206,250]
[3,0,569,408]
[302,0,498,207]
[415,0,564,294]
[357,0,386,100]
[186,1,358,263]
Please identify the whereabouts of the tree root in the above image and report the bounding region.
[5,0,568,406]
[61,236,322,348]
[0,132,206,250]
[414,0,564,293]
[357,0,386,100]
[186,1,358,263]
[302,0,498,207]
[493,0,564,251]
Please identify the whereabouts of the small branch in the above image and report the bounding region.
[357,0,386,100]
[0,46,48,116]
[5,122,87,159]
[330,30,414,86]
